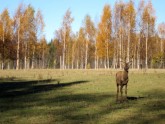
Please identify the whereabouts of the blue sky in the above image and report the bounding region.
[0,0,165,41]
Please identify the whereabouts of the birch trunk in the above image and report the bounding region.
[2,25,5,70]
[16,19,20,70]
[160,38,163,68]
[76,60,79,69]
[97,56,99,69]
[71,50,74,69]
[106,40,109,69]
[145,24,148,69]
[137,34,141,69]
[24,42,27,69]
[60,56,62,69]
[104,58,107,69]
[119,33,122,69]
[31,46,35,69]
[113,37,116,69]
[42,50,45,69]
[145,36,148,69]
[62,32,66,69]
[95,39,97,69]
[85,38,88,69]
[127,26,130,62]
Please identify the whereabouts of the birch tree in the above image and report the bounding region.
[97,4,112,69]
[142,0,155,69]
[23,5,35,69]
[84,15,95,69]
[158,22,165,67]
[61,9,73,69]
[0,9,12,69]
[32,10,45,69]
[13,4,25,70]
[77,27,86,68]
[124,0,136,63]
[137,0,145,69]
[113,1,125,68]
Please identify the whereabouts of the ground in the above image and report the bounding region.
[0,69,165,124]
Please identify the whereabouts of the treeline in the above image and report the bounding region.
[0,0,165,70]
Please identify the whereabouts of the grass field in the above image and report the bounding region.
[0,69,165,124]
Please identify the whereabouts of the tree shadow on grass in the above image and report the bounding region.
[46,89,165,124]
[113,89,165,124]
[0,79,88,98]
[42,93,115,123]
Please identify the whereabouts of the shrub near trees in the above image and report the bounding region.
[0,0,165,69]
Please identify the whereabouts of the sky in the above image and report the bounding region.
[0,0,165,42]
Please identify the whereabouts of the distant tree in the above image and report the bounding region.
[23,5,36,69]
[76,27,86,69]
[114,1,126,69]
[32,9,45,69]
[84,15,95,69]
[54,28,63,68]
[13,3,26,70]
[137,0,145,69]
[60,9,74,69]
[97,4,112,68]
[0,8,12,69]
[0,1,162,69]
[124,0,136,63]
[48,40,56,68]
[142,0,155,69]
[40,36,47,68]
[158,22,165,67]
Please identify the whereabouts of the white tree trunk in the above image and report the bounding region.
[145,36,148,69]
[85,38,88,69]
[137,34,141,69]
[81,50,84,69]
[42,50,45,69]
[95,39,97,69]
[119,33,122,69]
[106,40,109,69]
[62,31,66,69]
[2,25,5,70]
[160,38,163,68]
[97,56,99,69]
[113,38,116,69]
[104,58,107,69]
[60,56,62,69]
[24,43,27,69]
[161,38,163,53]
[71,53,74,69]
[127,26,130,62]
[76,60,79,69]
[31,49,34,69]
[27,46,30,69]
[7,61,10,70]
[16,19,20,70]
[145,24,148,69]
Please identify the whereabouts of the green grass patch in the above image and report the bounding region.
[0,69,165,124]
